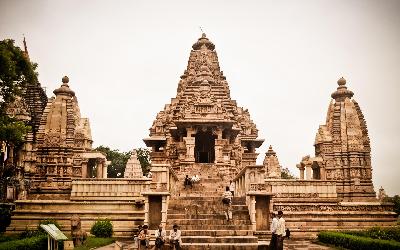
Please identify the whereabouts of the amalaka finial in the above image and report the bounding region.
[62,76,69,84]
[54,75,75,96]
[202,33,206,38]
[337,77,346,86]
[331,76,353,101]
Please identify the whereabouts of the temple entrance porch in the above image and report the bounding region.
[195,129,216,163]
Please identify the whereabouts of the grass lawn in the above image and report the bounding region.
[73,236,115,250]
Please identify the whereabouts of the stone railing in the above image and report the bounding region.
[233,164,338,231]
[70,178,151,201]
[265,179,337,198]
[233,164,267,230]
[233,164,266,197]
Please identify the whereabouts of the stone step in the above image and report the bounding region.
[166,218,251,226]
[180,230,253,237]
[180,242,261,250]
[167,211,249,220]
[168,205,248,213]
[164,224,252,230]
[171,196,245,202]
[182,236,258,244]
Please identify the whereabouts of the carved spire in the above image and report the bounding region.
[23,36,29,59]
[331,77,354,101]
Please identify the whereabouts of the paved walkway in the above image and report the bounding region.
[284,239,335,250]
[95,239,335,249]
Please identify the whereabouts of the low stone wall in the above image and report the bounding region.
[70,178,151,201]
[271,199,397,238]
[6,200,145,238]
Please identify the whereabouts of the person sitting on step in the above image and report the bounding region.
[155,224,166,249]
[138,224,150,249]
[222,186,233,221]
[133,225,143,248]
[169,224,182,250]
[184,175,192,189]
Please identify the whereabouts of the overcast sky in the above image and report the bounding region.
[1,0,399,196]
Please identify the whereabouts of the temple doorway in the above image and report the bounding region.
[195,130,216,163]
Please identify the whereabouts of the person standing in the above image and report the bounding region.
[155,224,166,249]
[229,180,235,196]
[276,210,286,250]
[169,224,182,250]
[222,186,233,221]
[269,213,278,250]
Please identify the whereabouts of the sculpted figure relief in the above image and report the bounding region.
[71,214,87,247]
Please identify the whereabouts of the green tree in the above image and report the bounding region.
[0,39,38,112]
[136,148,151,175]
[281,167,296,179]
[94,146,151,178]
[95,146,131,178]
[384,195,400,215]
[0,39,34,181]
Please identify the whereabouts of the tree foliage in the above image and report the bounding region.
[0,116,31,146]
[281,167,296,179]
[0,39,38,112]
[136,148,151,175]
[95,146,130,178]
[384,195,400,215]
[94,146,151,178]
[0,39,34,180]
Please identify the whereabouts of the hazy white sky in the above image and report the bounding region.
[1,0,399,196]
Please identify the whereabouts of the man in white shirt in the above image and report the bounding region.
[270,212,278,249]
[169,224,182,250]
[154,224,166,249]
[276,210,286,250]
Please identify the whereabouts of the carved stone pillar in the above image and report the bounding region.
[297,164,305,180]
[96,160,103,179]
[144,197,149,225]
[102,163,108,178]
[81,161,88,178]
[161,196,168,226]
[250,195,256,231]
[215,139,226,163]
[305,164,312,180]
[183,137,195,162]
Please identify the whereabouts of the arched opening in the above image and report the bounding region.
[195,130,216,163]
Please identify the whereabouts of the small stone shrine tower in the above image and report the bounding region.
[144,34,263,178]
[263,145,282,178]
[298,77,376,201]
[124,150,143,178]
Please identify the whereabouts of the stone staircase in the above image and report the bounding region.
[166,164,262,249]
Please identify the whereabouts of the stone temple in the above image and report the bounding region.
[3,35,397,249]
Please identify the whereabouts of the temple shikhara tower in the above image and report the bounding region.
[145,33,263,178]
[298,77,376,201]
